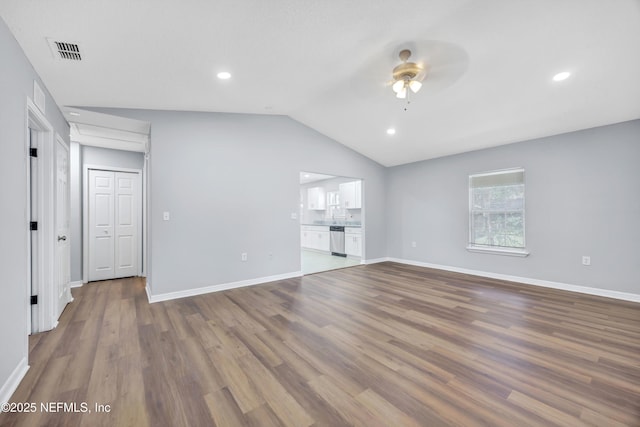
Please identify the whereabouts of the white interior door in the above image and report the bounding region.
[55,138,71,318]
[89,170,115,281]
[114,172,138,278]
[88,169,139,281]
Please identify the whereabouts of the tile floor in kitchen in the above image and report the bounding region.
[301,249,360,275]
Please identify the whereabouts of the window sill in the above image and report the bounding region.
[466,245,530,257]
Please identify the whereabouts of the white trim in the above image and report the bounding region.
[70,122,148,153]
[25,101,32,338]
[69,281,84,288]
[27,98,57,333]
[82,164,145,283]
[145,280,152,302]
[142,154,148,277]
[388,257,640,303]
[146,271,303,304]
[466,245,529,257]
[0,357,29,405]
[33,81,45,114]
[363,257,391,265]
[469,166,525,179]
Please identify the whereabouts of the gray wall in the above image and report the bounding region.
[387,120,640,294]
[68,145,145,282]
[91,109,387,296]
[0,18,69,395]
[82,145,145,170]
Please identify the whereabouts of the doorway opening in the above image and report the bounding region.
[299,172,364,275]
[27,99,70,334]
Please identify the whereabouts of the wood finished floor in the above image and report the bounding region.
[1,262,639,427]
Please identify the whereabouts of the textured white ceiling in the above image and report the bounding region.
[2,0,639,166]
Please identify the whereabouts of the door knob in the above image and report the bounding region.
[58,235,67,241]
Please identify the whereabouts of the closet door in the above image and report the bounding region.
[114,172,138,278]
[88,170,139,281]
[88,170,115,281]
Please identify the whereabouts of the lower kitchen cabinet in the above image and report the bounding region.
[301,226,330,252]
[345,228,362,257]
[316,231,330,252]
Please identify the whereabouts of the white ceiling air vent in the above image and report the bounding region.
[47,38,82,61]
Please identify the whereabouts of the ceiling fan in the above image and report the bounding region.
[346,40,468,103]
[391,49,427,99]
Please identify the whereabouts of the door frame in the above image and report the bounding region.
[82,164,144,283]
[26,97,59,333]
[298,171,366,275]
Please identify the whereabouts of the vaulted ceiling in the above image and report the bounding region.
[2,0,639,166]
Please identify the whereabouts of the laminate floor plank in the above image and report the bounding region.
[1,263,638,426]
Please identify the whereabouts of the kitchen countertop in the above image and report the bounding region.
[301,222,362,227]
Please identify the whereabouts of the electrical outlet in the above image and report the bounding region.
[582,256,591,266]
[241,253,248,262]
[290,212,297,220]
[163,211,170,221]
[411,241,417,248]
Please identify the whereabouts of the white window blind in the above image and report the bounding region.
[469,168,526,252]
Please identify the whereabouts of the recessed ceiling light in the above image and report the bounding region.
[552,71,571,82]
[68,111,80,116]
[386,128,396,135]
[216,71,232,80]
[304,174,310,178]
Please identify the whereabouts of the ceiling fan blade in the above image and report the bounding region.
[412,40,469,94]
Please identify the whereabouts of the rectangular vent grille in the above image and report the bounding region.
[55,42,82,60]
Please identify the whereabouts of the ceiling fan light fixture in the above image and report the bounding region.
[392,80,405,93]
[391,48,425,103]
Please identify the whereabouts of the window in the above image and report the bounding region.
[468,168,529,256]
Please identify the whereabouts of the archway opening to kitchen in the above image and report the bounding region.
[299,172,364,275]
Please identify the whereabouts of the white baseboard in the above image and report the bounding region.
[388,257,640,303]
[145,280,152,303]
[0,357,29,404]
[146,271,303,304]
[69,281,83,288]
[363,257,391,265]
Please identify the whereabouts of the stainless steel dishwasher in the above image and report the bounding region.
[330,226,346,257]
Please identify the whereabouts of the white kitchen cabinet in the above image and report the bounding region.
[301,226,330,252]
[307,187,326,210]
[301,230,312,249]
[317,231,330,252]
[339,180,362,209]
[345,227,362,257]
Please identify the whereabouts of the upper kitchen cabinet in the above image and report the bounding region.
[307,186,326,210]
[339,180,361,209]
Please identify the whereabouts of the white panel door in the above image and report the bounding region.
[114,172,138,278]
[55,139,71,317]
[89,170,115,281]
